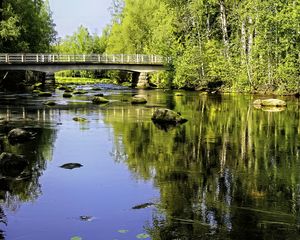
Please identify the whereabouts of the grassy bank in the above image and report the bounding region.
[55,77,117,85]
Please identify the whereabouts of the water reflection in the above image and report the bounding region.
[0,89,299,239]
[0,107,57,239]
[104,93,300,239]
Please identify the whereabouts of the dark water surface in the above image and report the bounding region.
[0,85,300,240]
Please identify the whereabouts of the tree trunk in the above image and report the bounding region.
[0,0,3,21]
[241,20,246,62]
[219,0,229,56]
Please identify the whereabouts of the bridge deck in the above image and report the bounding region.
[0,54,165,65]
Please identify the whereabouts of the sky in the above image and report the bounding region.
[48,0,112,38]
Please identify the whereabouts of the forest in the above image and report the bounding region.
[1,0,300,93]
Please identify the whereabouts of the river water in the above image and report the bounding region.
[0,85,299,240]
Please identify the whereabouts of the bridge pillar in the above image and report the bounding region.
[132,72,150,89]
[43,72,55,90]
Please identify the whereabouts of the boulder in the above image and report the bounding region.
[131,96,147,104]
[0,152,28,177]
[60,163,83,169]
[43,101,56,106]
[261,99,286,107]
[151,108,187,124]
[92,96,109,104]
[7,128,34,144]
[64,88,74,93]
[63,92,73,98]
[38,92,52,97]
[73,117,88,122]
[253,99,286,107]
[92,87,102,91]
[73,90,88,95]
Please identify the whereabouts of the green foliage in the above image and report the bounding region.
[0,0,56,52]
[104,0,300,92]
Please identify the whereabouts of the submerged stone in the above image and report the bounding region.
[151,108,187,124]
[79,216,94,222]
[73,117,88,122]
[261,107,286,112]
[253,98,286,107]
[0,152,28,177]
[60,163,83,169]
[64,88,74,93]
[92,87,102,91]
[38,92,52,97]
[63,92,73,98]
[73,90,88,95]
[94,93,104,97]
[92,96,109,104]
[8,128,34,144]
[131,96,147,104]
[132,202,154,209]
[43,101,56,106]
[261,99,287,107]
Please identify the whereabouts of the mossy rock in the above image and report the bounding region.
[32,89,41,94]
[64,88,75,93]
[253,99,286,107]
[38,92,52,97]
[73,90,88,95]
[0,152,28,177]
[63,93,73,98]
[8,128,34,144]
[57,86,67,90]
[33,83,43,90]
[131,96,147,104]
[92,87,102,91]
[151,108,187,124]
[261,99,286,107]
[92,96,109,104]
[261,107,286,112]
[73,117,88,122]
[43,101,56,106]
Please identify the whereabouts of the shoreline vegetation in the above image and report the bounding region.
[55,76,300,97]
[0,0,299,95]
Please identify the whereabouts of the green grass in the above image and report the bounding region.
[55,77,116,85]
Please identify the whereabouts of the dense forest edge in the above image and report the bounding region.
[0,0,300,94]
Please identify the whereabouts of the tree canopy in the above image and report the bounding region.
[0,0,56,52]
[104,0,300,92]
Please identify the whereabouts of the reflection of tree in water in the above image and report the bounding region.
[0,114,57,238]
[105,93,300,239]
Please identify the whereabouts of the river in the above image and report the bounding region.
[0,85,299,239]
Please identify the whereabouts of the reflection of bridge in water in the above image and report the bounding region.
[0,106,156,123]
[0,53,168,88]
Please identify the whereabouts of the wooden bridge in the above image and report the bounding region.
[0,53,167,88]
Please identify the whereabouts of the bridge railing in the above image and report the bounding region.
[0,54,166,65]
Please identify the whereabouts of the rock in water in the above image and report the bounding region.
[63,93,72,98]
[131,96,147,104]
[253,99,286,107]
[0,152,28,177]
[132,202,154,209]
[73,117,88,122]
[7,128,34,144]
[261,99,287,107]
[92,96,109,104]
[60,163,83,169]
[151,108,187,124]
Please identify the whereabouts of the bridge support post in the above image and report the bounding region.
[132,72,150,89]
[43,72,55,90]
